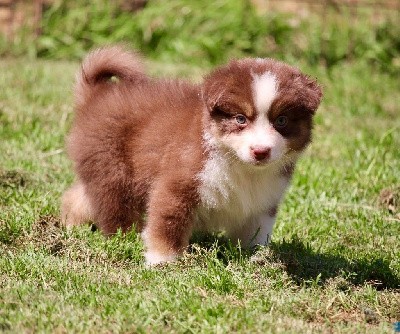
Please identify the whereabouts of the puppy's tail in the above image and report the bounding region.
[75,45,145,110]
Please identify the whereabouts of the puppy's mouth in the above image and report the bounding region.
[249,157,278,168]
[253,158,272,166]
[238,155,275,168]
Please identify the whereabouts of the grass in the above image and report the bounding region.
[0,56,399,333]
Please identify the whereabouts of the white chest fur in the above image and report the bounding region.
[196,149,290,235]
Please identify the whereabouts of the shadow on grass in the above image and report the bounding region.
[5,213,399,290]
[192,234,400,290]
[270,238,399,290]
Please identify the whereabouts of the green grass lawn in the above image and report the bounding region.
[0,58,399,333]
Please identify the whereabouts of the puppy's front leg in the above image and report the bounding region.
[232,208,278,248]
[142,178,197,266]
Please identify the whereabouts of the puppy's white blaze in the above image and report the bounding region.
[252,71,277,115]
[224,115,287,164]
[251,116,284,155]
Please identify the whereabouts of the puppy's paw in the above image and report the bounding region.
[144,250,177,267]
[61,182,92,228]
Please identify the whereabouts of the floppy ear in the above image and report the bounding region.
[202,67,236,114]
[202,81,223,113]
[202,79,228,114]
[300,75,323,113]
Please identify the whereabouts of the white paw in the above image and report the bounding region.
[144,251,177,267]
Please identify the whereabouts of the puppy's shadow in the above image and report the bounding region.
[191,234,399,290]
[268,238,399,290]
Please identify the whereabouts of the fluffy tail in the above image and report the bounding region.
[75,45,145,109]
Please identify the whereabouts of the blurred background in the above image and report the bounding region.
[0,0,399,73]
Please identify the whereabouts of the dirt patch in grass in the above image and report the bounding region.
[15,214,88,259]
[378,186,400,218]
[26,215,66,255]
[18,215,141,268]
[0,169,30,188]
[5,215,74,257]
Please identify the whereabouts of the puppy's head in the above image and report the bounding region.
[202,58,322,167]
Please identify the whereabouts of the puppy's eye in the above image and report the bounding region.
[274,115,288,128]
[235,114,247,125]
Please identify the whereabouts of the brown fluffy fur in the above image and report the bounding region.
[61,46,322,264]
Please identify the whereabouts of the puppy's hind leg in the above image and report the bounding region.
[61,182,93,228]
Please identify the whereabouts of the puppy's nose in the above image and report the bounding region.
[251,146,271,161]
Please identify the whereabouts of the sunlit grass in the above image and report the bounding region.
[0,58,399,333]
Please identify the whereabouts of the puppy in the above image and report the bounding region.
[61,46,322,265]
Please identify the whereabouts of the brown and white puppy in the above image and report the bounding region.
[61,46,322,265]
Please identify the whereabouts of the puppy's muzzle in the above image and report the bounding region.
[251,146,271,162]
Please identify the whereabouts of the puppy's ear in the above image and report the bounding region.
[299,75,323,114]
[202,69,234,114]
[202,82,219,112]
